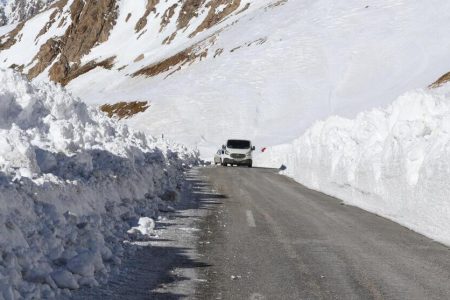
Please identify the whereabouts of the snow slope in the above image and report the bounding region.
[2,0,450,157]
[58,0,450,155]
[256,85,450,245]
[0,69,198,299]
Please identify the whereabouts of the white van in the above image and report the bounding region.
[221,139,255,167]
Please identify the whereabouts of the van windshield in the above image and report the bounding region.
[227,140,250,149]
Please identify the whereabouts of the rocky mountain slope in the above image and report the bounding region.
[1,0,450,155]
[0,0,260,84]
[0,0,57,25]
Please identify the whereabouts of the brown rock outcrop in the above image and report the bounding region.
[35,0,68,40]
[27,38,62,79]
[162,32,177,45]
[189,0,241,37]
[28,0,119,85]
[132,44,208,79]
[49,56,116,86]
[3,0,256,85]
[63,0,117,62]
[135,0,160,33]
[429,72,450,89]
[35,9,59,41]
[0,22,24,50]
[100,101,150,119]
[134,54,145,62]
[177,0,206,30]
[160,4,178,32]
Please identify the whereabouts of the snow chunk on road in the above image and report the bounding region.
[257,86,450,246]
[127,217,156,236]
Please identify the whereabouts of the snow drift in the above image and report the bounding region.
[256,86,450,245]
[0,69,198,299]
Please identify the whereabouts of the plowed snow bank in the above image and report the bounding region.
[0,69,199,299]
[257,86,450,245]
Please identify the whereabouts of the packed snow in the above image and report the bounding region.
[0,69,198,299]
[256,85,450,246]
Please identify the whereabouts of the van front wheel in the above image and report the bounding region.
[248,161,253,168]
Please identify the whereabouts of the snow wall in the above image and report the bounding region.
[256,86,450,246]
[0,69,199,299]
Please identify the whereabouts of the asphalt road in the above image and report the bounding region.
[196,167,450,300]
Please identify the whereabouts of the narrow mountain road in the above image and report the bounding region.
[196,167,450,299]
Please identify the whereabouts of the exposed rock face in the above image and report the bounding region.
[132,0,246,76]
[61,0,117,59]
[175,0,242,36]
[49,56,116,86]
[160,3,178,32]
[132,48,200,78]
[429,72,450,89]
[189,0,241,37]
[135,0,160,33]
[28,0,118,85]
[1,0,257,84]
[132,37,213,79]
[27,38,61,78]
[100,101,150,119]
[35,0,68,40]
[0,21,24,50]
[177,0,206,30]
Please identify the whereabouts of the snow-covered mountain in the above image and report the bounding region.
[0,0,56,25]
[1,0,450,156]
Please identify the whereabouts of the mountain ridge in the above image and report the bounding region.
[0,0,260,85]
[1,0,450,156]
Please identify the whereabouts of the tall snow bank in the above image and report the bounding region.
[257,87,450,245]
[0,69,199,299]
